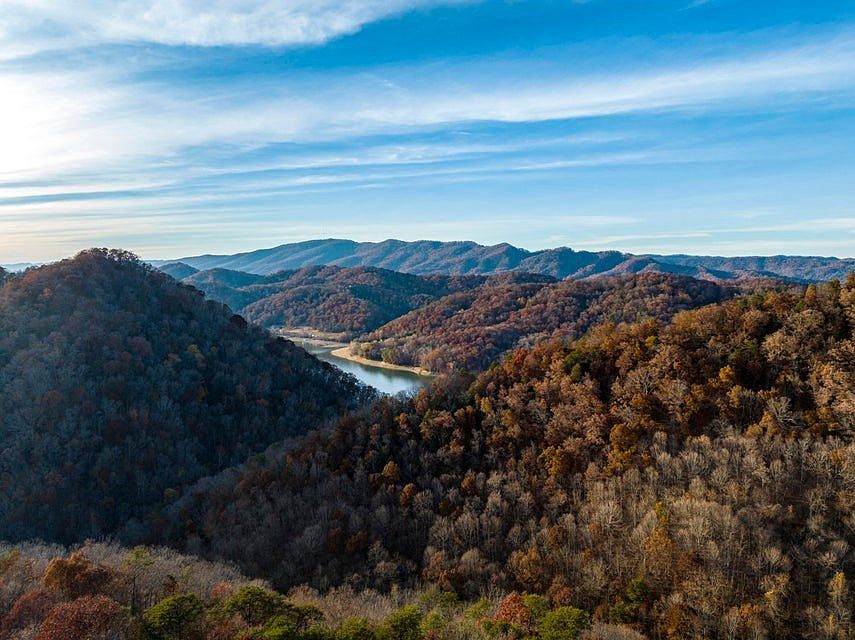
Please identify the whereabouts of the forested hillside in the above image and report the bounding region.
[660,254,855,283]
[354,273,735,371]
[165,277,855,639]
[239,267,487,337]
[180,265,504,338]
[0,250,369,543]
[1,250,852,639]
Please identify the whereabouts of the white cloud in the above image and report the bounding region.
[0,0,461,52]
[3,29,854,186]
[2,16,855,261]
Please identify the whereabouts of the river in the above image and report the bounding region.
[302,344,429,395]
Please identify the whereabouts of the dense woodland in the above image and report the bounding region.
[0,252,852,639]
[179,265,494,338]
[353,274,737,371]
[0,250,368,543]
[163,278,855,639]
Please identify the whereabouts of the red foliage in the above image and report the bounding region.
[355,273,731,371]
[494,593,530,628]
[35,595,127,640]
[209,581,234,602]
[1,589,58,638]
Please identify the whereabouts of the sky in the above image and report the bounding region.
[1,0,855,262]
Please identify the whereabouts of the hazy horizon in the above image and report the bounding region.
[4,235,855,269]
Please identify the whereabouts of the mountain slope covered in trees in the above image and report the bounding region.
[239,267,491,337]
[353,273,736,371]
[154,238,855,282]
[164,277,855,639]
[179,265,521,338]
[0,250,369,544]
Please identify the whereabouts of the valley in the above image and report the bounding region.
[298,341,430,395]
[0,249,852,640]
[5,2,855,637]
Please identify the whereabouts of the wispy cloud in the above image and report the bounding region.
[3,29,855,183]
[0,0,464,54]
[2,2,855,261]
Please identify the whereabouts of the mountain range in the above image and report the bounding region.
[0,250,852,640]
[0,262,40,272]
[151,238,855,282]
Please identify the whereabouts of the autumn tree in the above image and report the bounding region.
[35,595,127,640]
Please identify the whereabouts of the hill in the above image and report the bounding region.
[153,238,855,282]
[157,261,199,280]
[180,267,271,311]
[353,273,737,371]
[179,265,497,338]
[163,277,855,639]
[0,249,369,544]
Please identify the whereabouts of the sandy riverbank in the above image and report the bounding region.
[274,327,350,349]
[330,347,433,377]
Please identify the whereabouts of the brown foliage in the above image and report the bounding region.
[355,273,733,371]
[35,595,127,640]
[43,553,113,599]
[163,277,854,639]
[1,590,58,639]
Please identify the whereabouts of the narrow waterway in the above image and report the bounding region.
[303,344,429,395]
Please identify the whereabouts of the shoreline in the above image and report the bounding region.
[291,337,349,349]
[274,328,350,349]
[329,347,433,377]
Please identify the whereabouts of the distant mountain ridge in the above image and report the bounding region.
[0,262,40,272]
[152,238,855,282]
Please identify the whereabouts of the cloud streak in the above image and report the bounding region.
[2,3,855,261]
[3,29,855,183]
[0,0,464,53]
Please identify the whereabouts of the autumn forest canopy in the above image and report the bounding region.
[0,249,852,640]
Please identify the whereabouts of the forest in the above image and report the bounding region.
[0,252,852,639]
[177,265,496,339]
[0,250,369,543]
[0,541,649,640]
[157,276,855,639]
[352,274,742,371]
[175,264,749,373]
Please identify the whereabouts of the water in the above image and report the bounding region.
[303,344,429,396]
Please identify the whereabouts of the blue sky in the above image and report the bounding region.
[1,0,854,262]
